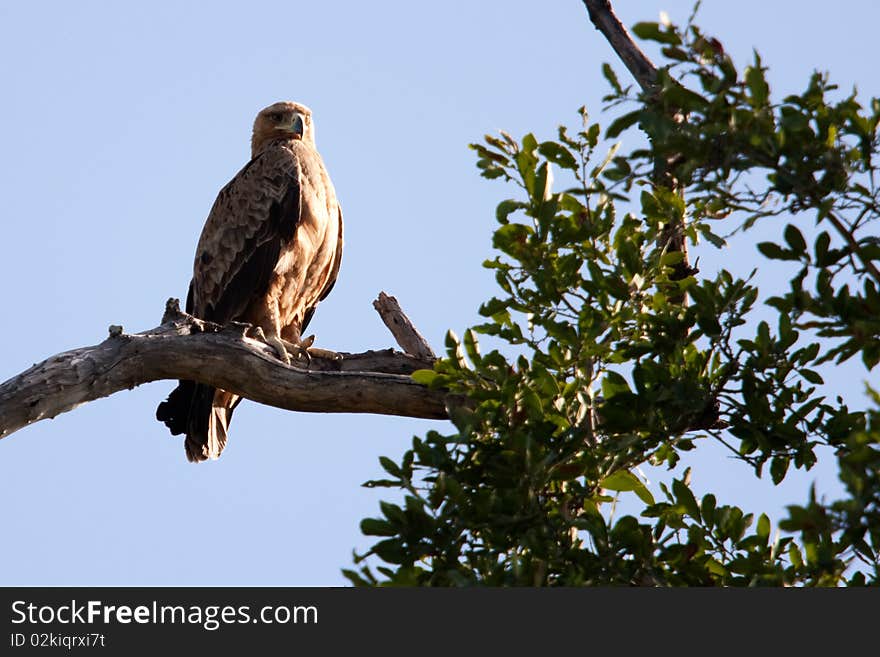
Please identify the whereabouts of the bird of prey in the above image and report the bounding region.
[156,101,343,462]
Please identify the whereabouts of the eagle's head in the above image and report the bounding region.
[251,101,315,155]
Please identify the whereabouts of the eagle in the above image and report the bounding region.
[156,101,343,462]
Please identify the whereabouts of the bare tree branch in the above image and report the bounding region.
[372,292,436,360]
[582,0,658,94]
[0,297,448,441]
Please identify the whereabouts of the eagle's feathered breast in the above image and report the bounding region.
[191,140,342,332]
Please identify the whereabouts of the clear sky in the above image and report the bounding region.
[1,1,878,585]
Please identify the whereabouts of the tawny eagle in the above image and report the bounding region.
[156,101,343,462]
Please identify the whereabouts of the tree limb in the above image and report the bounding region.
[373,292,436,360]
[582,0,658,94]
[0,297,449,441]
[583,0,695,299]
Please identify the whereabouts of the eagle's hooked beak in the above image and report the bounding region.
[283,112,305,139]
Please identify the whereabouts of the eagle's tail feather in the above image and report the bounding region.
[157,382,238,462]
[156,381,196,436]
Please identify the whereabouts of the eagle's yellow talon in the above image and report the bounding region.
[266,335,292,365]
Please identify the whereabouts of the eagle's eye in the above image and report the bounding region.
[269,112,282,122]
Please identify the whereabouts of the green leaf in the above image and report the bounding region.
[672,478,701,519]
[379,502,406,526]
[661,46,689,62]
[372,538,406,564]
[534,160,555,205]
[379,456,402,478]
[784,224,807,254]
[601,470,655,505]
[663,84,709,112]
[606,110,641,138]
[800,369,824,385]
[660,251,685,267]
[342,568,375,586]
[591,142,621,180]
[744,54,769,107]
[518,385,544,416]
[631,21,681,45]
[463,329,482,366]
[696,312,722,337]
[770,456,790,485]
[493,223,534,255]
[757,242,799,261]
[705,558,729,578]
[701,494,717,526]
[360,518,398,537]
[362,479,402,489]
[411,369,438,386]
[698,225,727,248]
[538,141,578,170]
[601,371,632,398]
[495,199,528,224]
[445,330,459,350]
[516,135,539,196]
[814,231,831,265]
[757,513,771,540]
[602,63,622,94]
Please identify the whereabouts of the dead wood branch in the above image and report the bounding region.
[0,296,447,441]
[372,292,436,360]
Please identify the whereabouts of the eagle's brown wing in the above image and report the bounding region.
[157,140,342,462]
[192,146,302,324]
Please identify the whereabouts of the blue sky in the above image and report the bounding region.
[1,1,878,585]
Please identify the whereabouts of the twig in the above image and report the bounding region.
[372,292,436,360]
[825,210,880,286]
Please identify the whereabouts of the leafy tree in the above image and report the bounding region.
[345,10,880,586]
